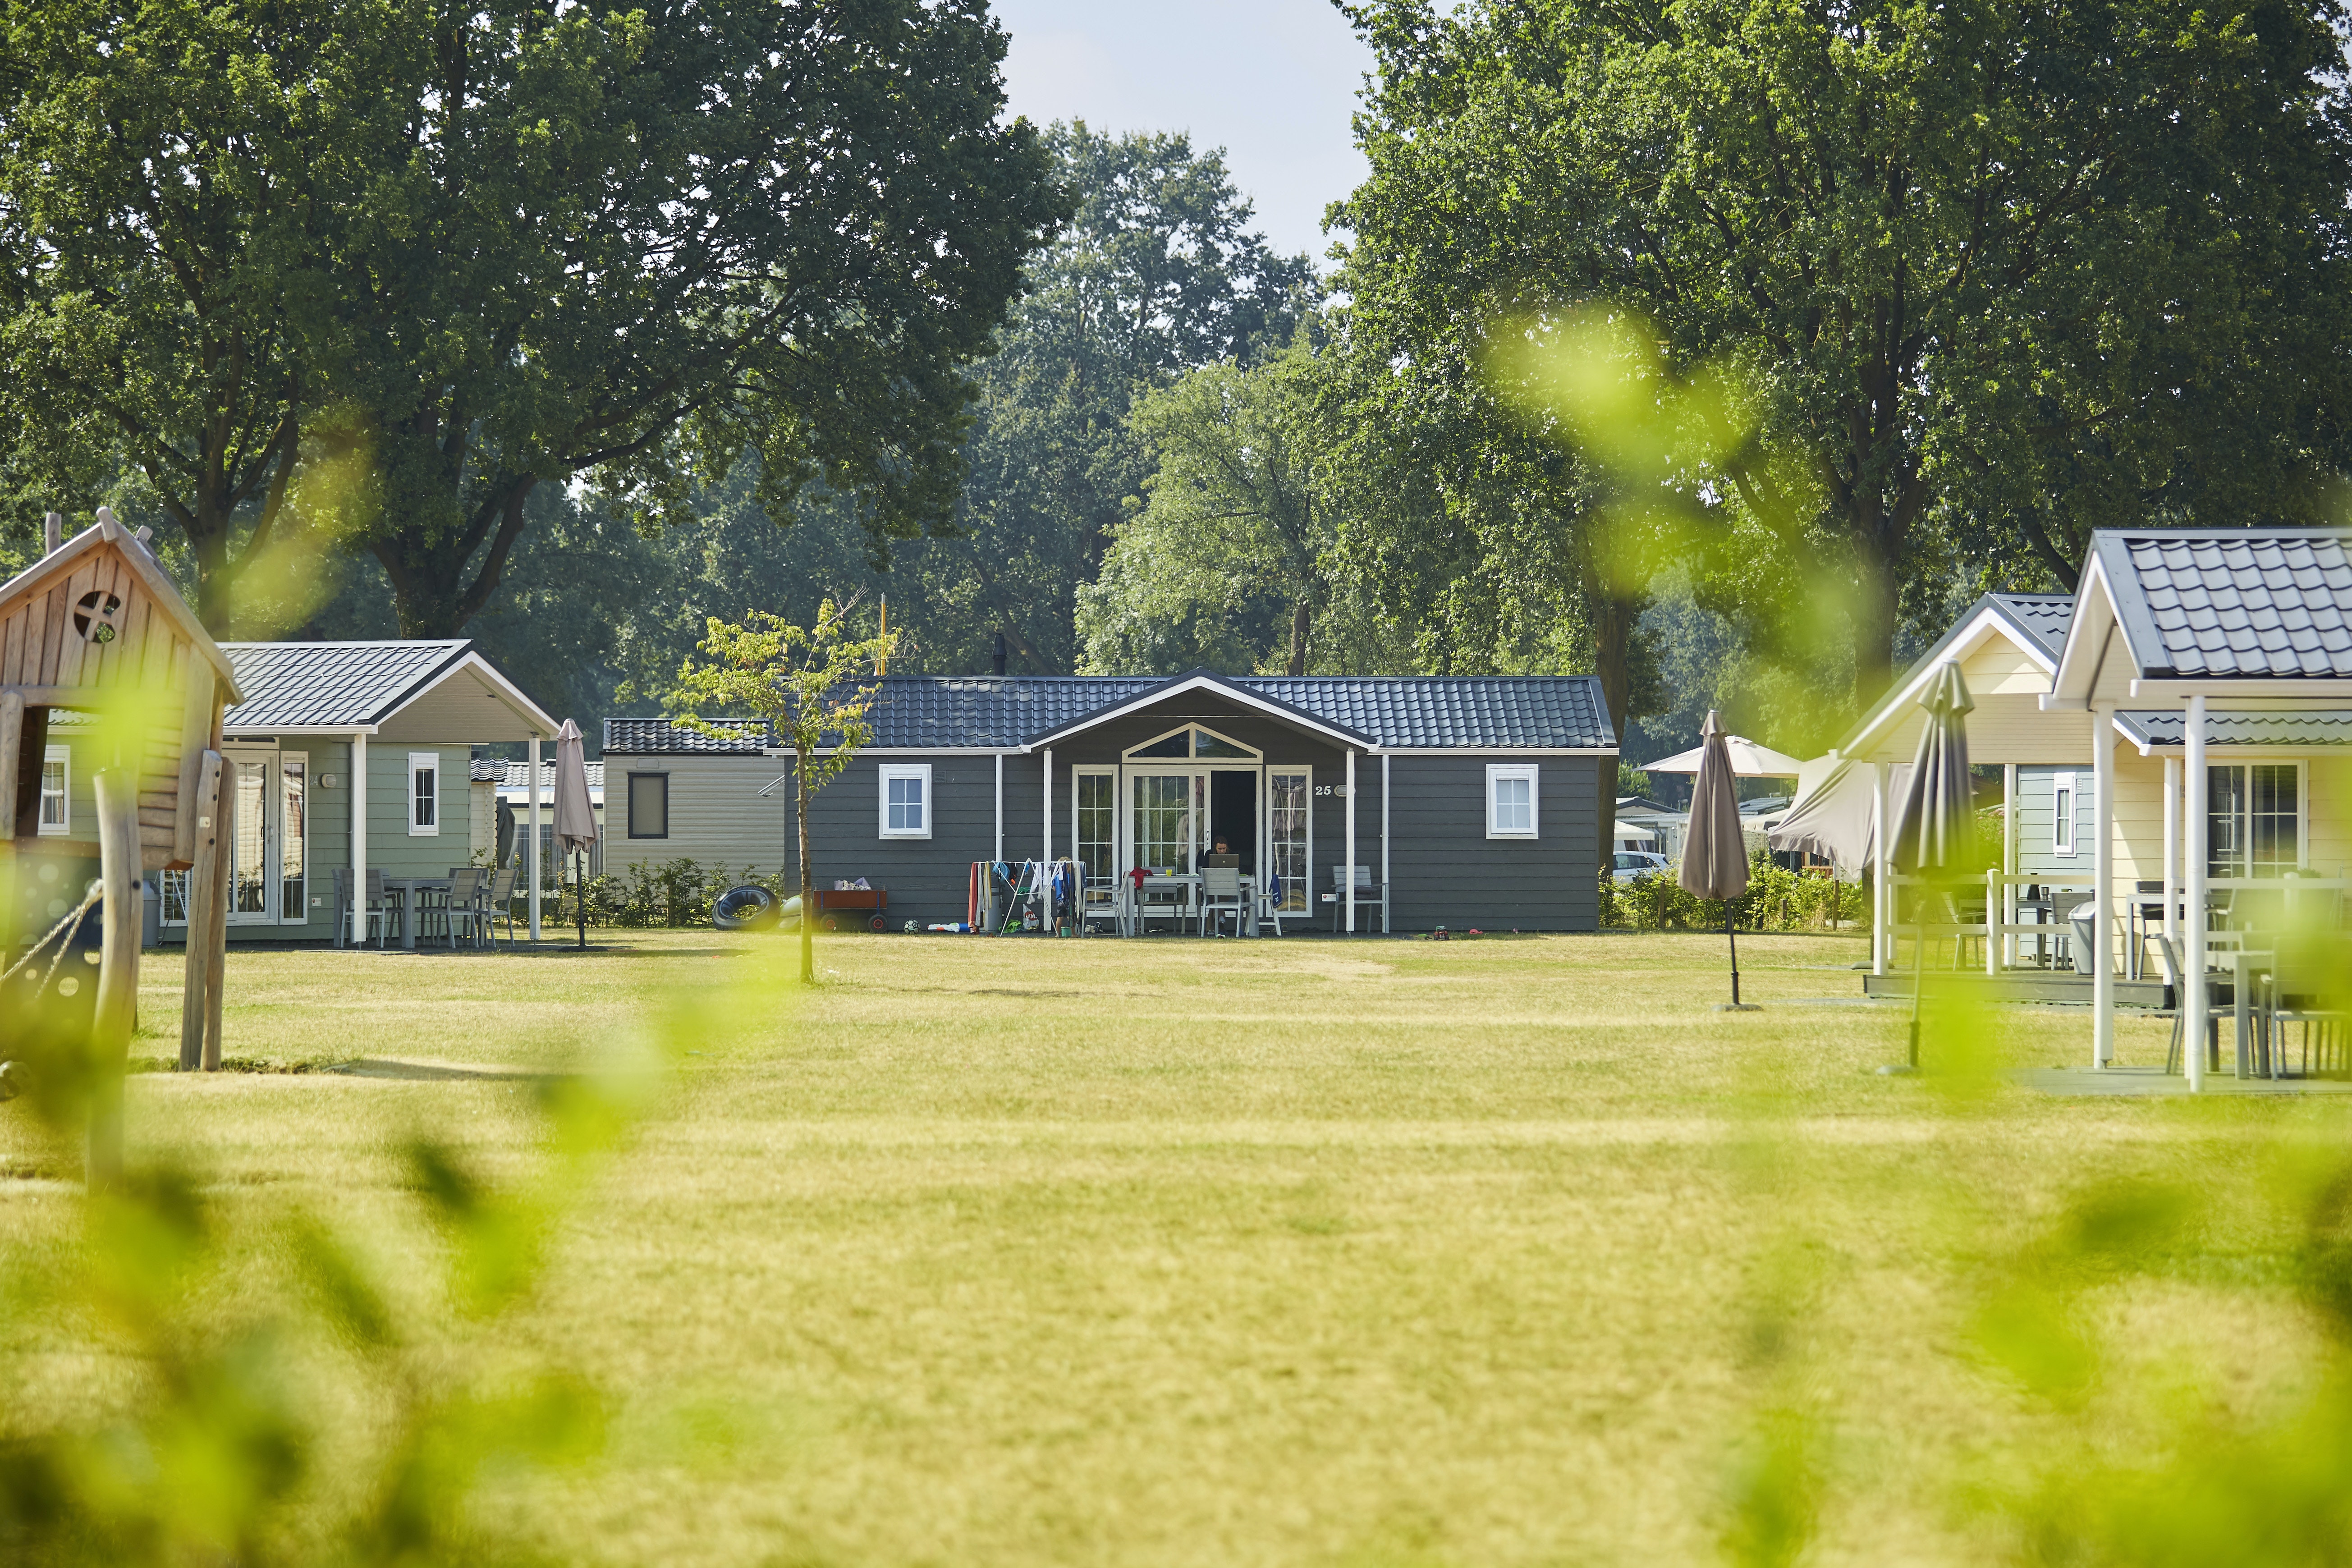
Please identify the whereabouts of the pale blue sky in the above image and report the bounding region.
[992,0,1376,264]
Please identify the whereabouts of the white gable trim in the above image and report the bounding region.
[1021,673,1375,751]
[1842,602,2059,756]
[2043,554,2127,710]
[373,649,559,738]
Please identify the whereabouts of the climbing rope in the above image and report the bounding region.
[0,879,105,997]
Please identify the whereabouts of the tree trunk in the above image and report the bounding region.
[371,474,537,637]
[1285,600,1310,676]
[1851,521,1902,710]
[797,752,815,985]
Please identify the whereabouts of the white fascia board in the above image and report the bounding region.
[225,724,374,736]
[2047,557,2124,703]
[2128,679,2352,701]
[1019,674,1376,752]
[763,746,1026,757]
[1847,605,2054,752]
[1380,747,1617,755]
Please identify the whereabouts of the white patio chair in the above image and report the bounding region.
[1135,875,1189,935]
[1080,873,1123,937]
[1319,865,1387,934]
[1200,865,1246,937]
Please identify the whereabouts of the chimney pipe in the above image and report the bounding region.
[43,512,62,555]
[992,633,1008,677]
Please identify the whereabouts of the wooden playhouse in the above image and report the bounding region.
[1,509,240,1110]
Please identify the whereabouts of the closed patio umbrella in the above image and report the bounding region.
[1681,710,1758,1009]
[552,719,598,950]
[1891,662,1976,1069]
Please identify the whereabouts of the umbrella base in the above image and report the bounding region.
[1875,1063,1919,1076]
[1716,1002,1762,1012]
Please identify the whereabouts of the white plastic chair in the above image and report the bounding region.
[1200,866,1246,937]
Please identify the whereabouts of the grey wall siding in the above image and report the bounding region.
[787,753,1006,927]
[2015,764,2094,879]
[605,755,793,878]
[613,687,1611,932]
[1380,754,1601,932]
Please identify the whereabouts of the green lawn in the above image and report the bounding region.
[6,930,2349,1565]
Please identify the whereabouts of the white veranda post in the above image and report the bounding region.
[351,733,367,943]
[1344,749,1357,935]
[2185,696,2208,1091]
[2162,755,2181,953]
[1871,763,1891,976]
[2002,763,2018,968]
[2091,701,2116,1068]
[528,735,542,940]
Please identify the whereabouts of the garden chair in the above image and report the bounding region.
[2263,931,2351,1078]
[1200,865,1247,938]
[2155,935,2225,1077]
[332,867,395,949]
[444,868,486,949]
[1320,865,1386,934]
[1080,873,1124,937]
[486,867,523,949]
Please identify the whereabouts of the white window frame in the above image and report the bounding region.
[1071,765,1117,871]
[1486,763,1539,839]
[2052,772,2076,856]
[281,751,308,923]
[2206,759,2309,877]
[37,743,69,835]
[879,763,932,839]
[408,751,440,836]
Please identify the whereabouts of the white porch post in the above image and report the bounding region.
[2185,695,2208,1091]
[1380,753,1391,935]
[2002,763,2018,968]
[1871,762,1891,976]
[527,735,542,940]
[1344,748,1357,935]
[2092,701,2116,1067]
[994,753,1004,863]
[350,732,367,945]
[1042,747,1054,865]
[2162,754,2180,951]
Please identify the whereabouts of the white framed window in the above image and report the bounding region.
[281,752,307,922]
[37,744,68,835]
[1073,767,1116,879]
[1487,764,1539,839]
[408,752,440,835]
[879,763,931,838]
[627,773,669,838]
[2051,772,2076,856]
[2207,761,2306,878]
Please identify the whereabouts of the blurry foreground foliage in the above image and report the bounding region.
[0,944,797,1564]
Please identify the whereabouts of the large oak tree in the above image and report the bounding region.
[1339,0,2352,710]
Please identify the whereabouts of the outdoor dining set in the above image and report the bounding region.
[330,867,530,951]
[1080,864,1385,937]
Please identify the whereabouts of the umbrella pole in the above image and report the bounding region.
[1907,883,1929,1069]
[576,850,586,950]
[1728,905,1740,1005]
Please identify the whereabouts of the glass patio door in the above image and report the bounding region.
[224,749,276,925]
[1132,773,1200,875]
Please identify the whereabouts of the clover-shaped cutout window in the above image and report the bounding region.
[73,590,124,644]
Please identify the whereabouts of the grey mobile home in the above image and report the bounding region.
[606,670,1618,932]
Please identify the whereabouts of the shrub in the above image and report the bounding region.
[1599,853,1868,933]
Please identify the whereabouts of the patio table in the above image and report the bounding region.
[381,876,453,952]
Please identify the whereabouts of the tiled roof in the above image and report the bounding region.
[222,641,469,729]
[2100,529,2352,679]
[604,717,772,754]
[474,760,606,789]
[605,673,1617,752]
[1988,594,2075,661]
[2119,710,2352,747]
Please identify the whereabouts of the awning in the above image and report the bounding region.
[1766,761,1912,876]
[1612,822,1658,843]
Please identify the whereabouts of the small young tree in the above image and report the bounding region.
[673,600,892,983]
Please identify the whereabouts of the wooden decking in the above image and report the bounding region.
[2017,1064,2352,1096]
[1859,970,2173,1009]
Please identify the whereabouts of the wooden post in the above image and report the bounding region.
[203,757,229,1070]
[90,767,142,1190]
[178,750,222,1070]
[43,511,62,555]
[0,690,20,842]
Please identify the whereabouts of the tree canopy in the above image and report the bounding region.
[1337,0,2352,709]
